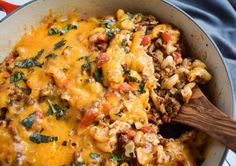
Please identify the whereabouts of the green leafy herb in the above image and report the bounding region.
[81,56,91,72]
[30,132,58,144]
[21,112,36,129]
[15,49,45,68]
[48,24,78,35]
[48,28,61,35]
[15,84,31,95]
[47,99,65,120]
[54,39,66,50]
[93,69,103,84]
[101,18,116,28]
[138,82,146,94]
[45,53,58,59]
[105,28,120,39]
[111,154,123,161]
[62,140,68,146]
[121,38,129,53]
[10,71,25,83]
[115,112,123,117]
[122,65,131,75]
[35,49,45,59]
[127,76,140,83]
[89,153,100,161]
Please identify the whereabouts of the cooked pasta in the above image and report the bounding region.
[0,9,212,166]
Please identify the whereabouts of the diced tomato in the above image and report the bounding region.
[172,51,182,61]
[127,129,136,139]
[96,53,110,68]
[140,35,151,46]
[79,109,99,127]
[102,102,110,115]
[161,31,171,43]
[119,82,133,93]
[140,125,155,133]
[2,72,10,80]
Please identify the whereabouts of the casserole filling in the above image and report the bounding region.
[0,9,211,166]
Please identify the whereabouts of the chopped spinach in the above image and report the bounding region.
[101,18,116,28]
[47,99,65,120]
[30,132,58,144]
[93,69,103,84]
[10,71,25,83]
[111,153,123,161]
[89,153,100,161]
[138,82,146,94]
[21,112,36,129]
[48,24,78,35]
[54,39,66,50]
[15,49,44,68]
[45,53,58,59]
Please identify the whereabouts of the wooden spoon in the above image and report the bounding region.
[172,86,236,152]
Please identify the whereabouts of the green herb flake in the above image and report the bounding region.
[45,53,58,59]
[138,82,146,94]
[111,153,123,161]
[115,112,123,117]
[15,58,41,68]
[48,24,78,35]
[93,69,103,84]
[35,49,45,59]
[30,132,58,144]
[15,84,31,95]
[15,49,45,68]
[47,99,65,120]
[105,28,120,40]
[121,38,129,53]
[81,56,94,72]
[10,71,25,83]
[21,112,36,129]
[48,28,61,35]
[101,18,116,28]
[62,140,68,146]
[122,66,131,75]
[89,153,100,161]
[127,76,140,83]
[54,39,66,50]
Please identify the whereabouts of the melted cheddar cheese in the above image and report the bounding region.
[0,10,211,166]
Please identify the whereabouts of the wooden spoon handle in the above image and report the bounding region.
[173,87,236,152]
